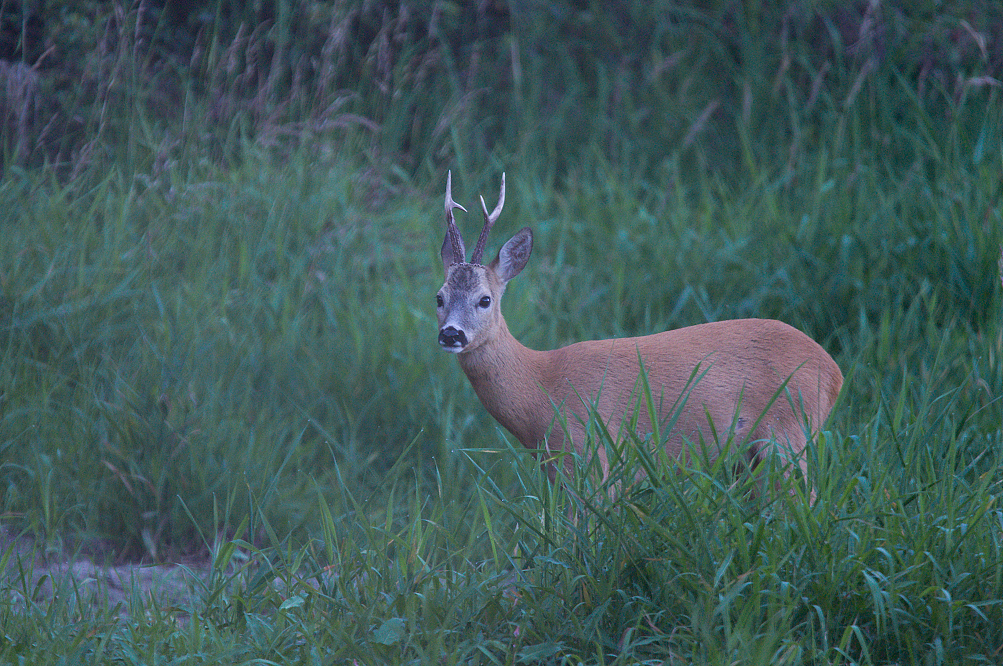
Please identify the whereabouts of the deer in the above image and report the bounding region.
[435,171,843,499]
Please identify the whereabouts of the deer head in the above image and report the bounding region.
[436,172,533,353]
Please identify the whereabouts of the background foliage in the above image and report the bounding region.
[1,0,1002,663]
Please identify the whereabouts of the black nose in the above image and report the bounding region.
[439,326,467,349]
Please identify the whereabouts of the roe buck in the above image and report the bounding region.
[436,172,842,495]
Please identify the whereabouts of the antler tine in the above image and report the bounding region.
[471,172,506,264]
[444,170,467,264]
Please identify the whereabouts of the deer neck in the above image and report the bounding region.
[456,318,551,448]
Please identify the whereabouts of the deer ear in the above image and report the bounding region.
[441,233,466,272]
[491,227,533,283]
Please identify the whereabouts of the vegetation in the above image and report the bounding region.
[1,0,1001,663]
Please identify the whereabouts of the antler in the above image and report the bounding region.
[471,172,506,265]
[444,170,467,264]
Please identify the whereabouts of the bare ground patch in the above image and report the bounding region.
[2,526,209,618]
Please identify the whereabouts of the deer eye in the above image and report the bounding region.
[478,296,491,308]
[436,294,444,308]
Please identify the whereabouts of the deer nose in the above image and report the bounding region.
[439,326,467,349]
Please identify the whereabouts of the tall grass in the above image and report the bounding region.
[3,342,1000,662]
[0,0,1001,663]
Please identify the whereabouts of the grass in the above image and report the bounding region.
[1,0,1002,663]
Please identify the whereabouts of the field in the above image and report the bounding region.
[1,1,1002,663]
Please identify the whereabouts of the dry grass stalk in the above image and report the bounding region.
[0,61,42,162]
[682,100,719,149]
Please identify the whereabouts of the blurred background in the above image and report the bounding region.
[0,0,1000,561]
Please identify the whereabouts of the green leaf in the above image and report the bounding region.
[279,594,305,611]
[373,617,406,646]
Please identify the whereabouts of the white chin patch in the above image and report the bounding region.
[440,344,464,354]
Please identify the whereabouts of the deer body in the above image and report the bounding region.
[436,173,842,486]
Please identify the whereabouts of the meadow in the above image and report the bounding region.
[1,1,1002,663]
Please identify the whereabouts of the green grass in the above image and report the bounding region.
[1,0,1002,663]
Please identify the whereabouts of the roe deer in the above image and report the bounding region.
[436,172,842,495]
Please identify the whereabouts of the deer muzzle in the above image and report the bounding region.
[438,326,467,351]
